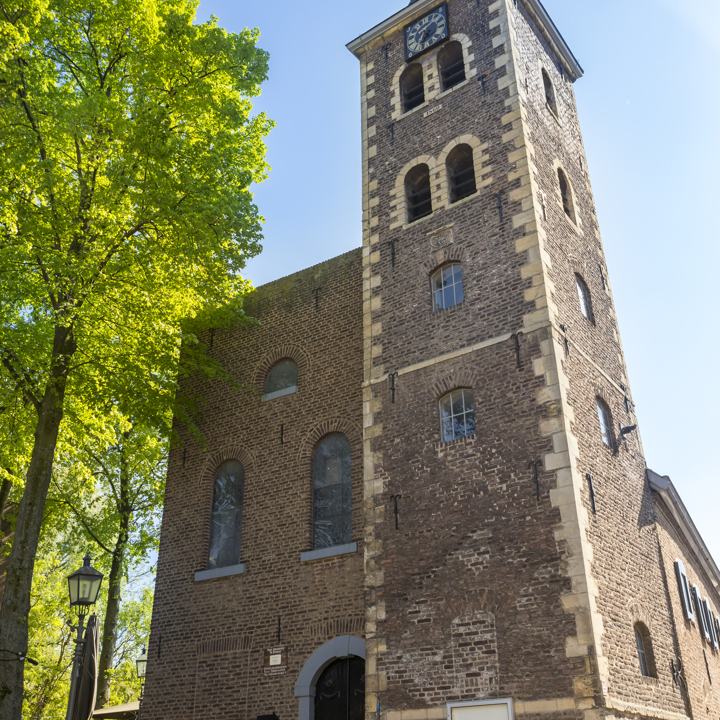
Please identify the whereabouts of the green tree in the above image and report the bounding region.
[50,417,165,708]
[0,0,272,714]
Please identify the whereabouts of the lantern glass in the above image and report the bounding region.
[136,648,148,679]
[67,555,103,609]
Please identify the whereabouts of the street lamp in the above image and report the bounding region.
[136,647,147,680]
[136,646,148,716]
[65,555,103,720]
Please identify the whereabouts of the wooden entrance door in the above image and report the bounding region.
[314,657,365,720]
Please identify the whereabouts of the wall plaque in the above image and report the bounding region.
[428,226,454,251]
[263,646,288,676]
[423,103,443,118]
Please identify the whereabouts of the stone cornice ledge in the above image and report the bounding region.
[347,0,584,83]
[347,0,439,58]
[605,695,689,720]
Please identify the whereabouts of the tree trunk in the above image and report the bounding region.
[95,527,128,708]
[0,392,65,718]
[96,431,132,709]
[0,326,74,720]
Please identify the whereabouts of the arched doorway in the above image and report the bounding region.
[314,656,365,720]
[294,635,365,720]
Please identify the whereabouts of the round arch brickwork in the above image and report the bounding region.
[252,344,311,392]
[423,245,466,276]
[430,370,480,401]
[296,418,362,466]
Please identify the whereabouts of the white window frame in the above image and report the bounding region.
[448,698,514,720]
[675,559,695,622]
[693,585,712,642]
[635,626,650,677]
[704,598,719,649]
[596,399,613,448]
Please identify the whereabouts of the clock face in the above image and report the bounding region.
[404,4,449,61]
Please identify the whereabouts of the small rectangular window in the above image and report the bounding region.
[635,628,650,677]
[675,559,695,622]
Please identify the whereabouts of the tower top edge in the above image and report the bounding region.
[346,0,584,81]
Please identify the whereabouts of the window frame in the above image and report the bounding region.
[447,698,514,720]
[405,164,433,223]
[312,433,353,552]
[205,460,245,574]
[693,584,713,642]
[263,358,299,401]
[557,167,576,224]
[541,67,558,117]
[635,626,650,677]
[439,388,476,443]
[447,144,477,204]
[431,263,465,312]
[675,559,695,623]
[400,63,425,114]
[575,274,594,324]
[596,399,614,449]
[438,40,466,92]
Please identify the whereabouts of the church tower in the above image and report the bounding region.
[348,1,666,720]
[141,2,720,719]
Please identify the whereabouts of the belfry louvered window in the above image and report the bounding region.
[400,63,425,113]
[405,164,432,222]
[447,144,477,203]
[313,434,352,550]
[438,41,466,91]
[675,559,695,622]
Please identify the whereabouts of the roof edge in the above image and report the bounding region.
[648,468,720,592]
[520,0,583,81]
[347,0,583,82]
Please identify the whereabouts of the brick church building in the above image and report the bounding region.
[140,1,720,720]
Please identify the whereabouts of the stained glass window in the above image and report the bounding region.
[440,389,475,442]
[313,434,352,550]
[208,461,245,570]
[266,359,298,395]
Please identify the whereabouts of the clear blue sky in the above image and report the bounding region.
[196,0,720,558]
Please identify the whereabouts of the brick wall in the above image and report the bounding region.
[142,250,365,719]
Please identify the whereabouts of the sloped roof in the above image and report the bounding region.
[648,468,720,592]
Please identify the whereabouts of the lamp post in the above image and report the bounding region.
[65,555,103,720]
[136,646,147,713]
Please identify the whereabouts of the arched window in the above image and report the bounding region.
[596,399,613,448]
[265,358,298,398]
[432,264,464,311]
[439,389,475,442]
[438,41,466,91]
[558,168,576,222]
[634,623,657,678]
[405,164,432,223]
[542,68,557,115]
[575,274,593,323]
[400,63,425,113]
[447,144,476,203]
[208,461,245,570]
[315,657,365,720]
[313,434,352,550]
